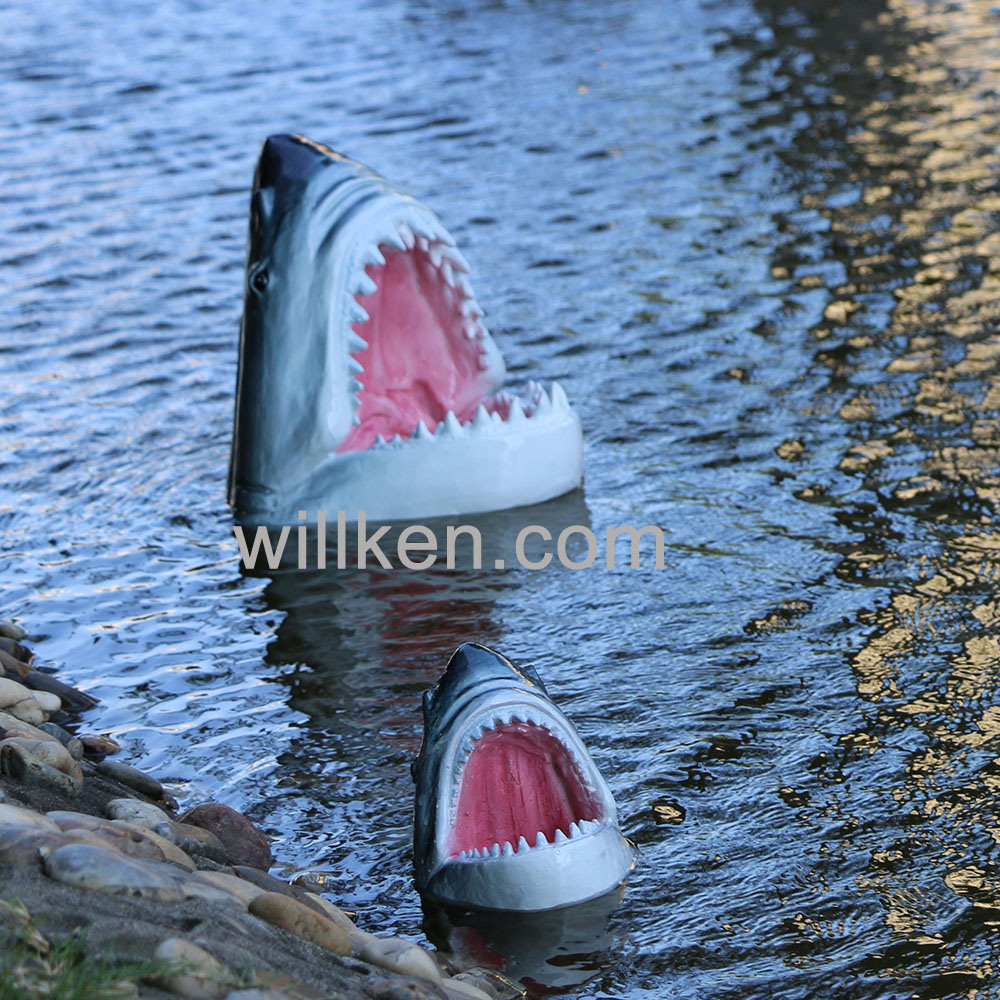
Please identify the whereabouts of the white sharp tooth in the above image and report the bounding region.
[534,387,553,416]
[417,235,429,252]
[502,841,514,857]
[478,352,491,371]
[375,434,387,447]
[412,420,432,441]
[551,382,570,410]
[470,848,480,859]
[356,273,377,296]
[349,302,370,324]
[517,836,530,854]
[348,331,368,352]
[459,850,468,860]
[510,709,527,723]
[441,411,462,437]
[489,843,500,858]
[382,230,406,251]
[363,246,386,268]
[349,378,364,393]
[471,405,491,432]
[430,244,444,269]
[554,828,569,844]
[399,224,415,249]
[351,412,361,425]
[390,434,402,445]
[490,409,504,424]
[443,247,470,272]
[508,398,525,422]
[569,822,582,839]
[348,357,364,375]
[442,262,456,287]
[463,319,479,340]
[495,708,513,726]
[458,278,477,304]
[536,832,548,848]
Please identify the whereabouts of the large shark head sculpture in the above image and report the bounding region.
[228,134,584,525]
[412,643,636,912]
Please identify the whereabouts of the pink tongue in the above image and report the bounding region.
[338,244,488,452]
[450,722,600,856]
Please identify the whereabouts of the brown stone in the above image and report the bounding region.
[179,803,272,871]
[248,892,350,956]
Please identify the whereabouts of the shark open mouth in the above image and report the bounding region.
[337,230,566,454]
[413,643,635,912]
[230,134,584,524]
[450,718,603,859]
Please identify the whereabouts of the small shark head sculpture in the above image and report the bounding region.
[412,643,636,911]
[229,134,583,524]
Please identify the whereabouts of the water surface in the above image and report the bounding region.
[5,1,1000,997]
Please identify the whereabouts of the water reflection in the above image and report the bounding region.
[423,889,626,994]
[748,0,1000,993]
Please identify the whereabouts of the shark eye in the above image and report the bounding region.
[251,267,269,293]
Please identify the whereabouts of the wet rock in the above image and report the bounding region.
[105,799,228,863]
[38,722,84,759]
[0,637,32,662]
[351,933,441,983]
[96,759,164,799]
[151,937,238,999]
[79,733,121,757]
[232,866,330,917]
[1,737,83,796]
[0,622,27,641]
[49,811,197,871]
[106,797,171,828]
[248,891,351,956]
[17,670,99,713]
[169,820,229,864]
[179,803,272,871]
[43,843,190,902]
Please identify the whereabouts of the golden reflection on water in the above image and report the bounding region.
[778,1,1000,991]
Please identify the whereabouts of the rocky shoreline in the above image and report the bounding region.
[0,621,521,1000]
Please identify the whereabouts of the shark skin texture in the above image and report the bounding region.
[228,134,584,525]
[412,643,636,912]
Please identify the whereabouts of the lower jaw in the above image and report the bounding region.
[423,824,636,912]
[236,405,583,525]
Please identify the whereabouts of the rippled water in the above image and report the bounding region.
[6,0,1000,996]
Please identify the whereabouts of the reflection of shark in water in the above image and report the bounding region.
[423,888,627,993]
